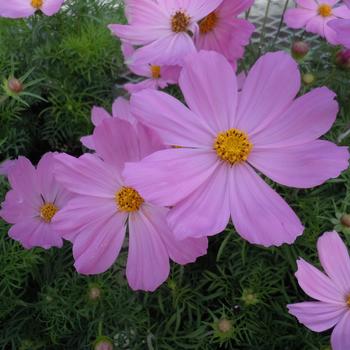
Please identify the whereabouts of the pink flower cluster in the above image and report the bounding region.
[1,0,350,347]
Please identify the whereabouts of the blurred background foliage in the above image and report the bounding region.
[0,0,350,349]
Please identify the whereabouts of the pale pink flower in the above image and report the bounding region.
[0,153,71,249]
[0,0,64,18]
[53,118,208,291]
[328,19,350,48]
[124,50,349,247]
[108,0,223,65]
[284,0,350,45]
[80,97,134,150]
[122,43,181,94]
[288,231,350,350]
[194,0,255,70]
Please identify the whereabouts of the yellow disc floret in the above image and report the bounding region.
[347,295,350,308]
[31,0,43,9]
[151,65,161,79]
[214,128,253,165]
[40,203,58,223]
[199,12,218,34]
[116,187,144,212]
[318,4,332,17]
[171,11,191,33]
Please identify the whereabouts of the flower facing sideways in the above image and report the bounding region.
[195,0,255,70]
[0,153,71,249]
[284,0,350,45]
[53,118,208,292]
[108,0,223,65]
[288,231,350,350]
[0,0,64,18]
[124,50,349,247]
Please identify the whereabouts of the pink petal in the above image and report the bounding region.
[167,164,230,239]
[229,164,304,247]
[73,213,126,275]
[80,135,95,149]
[324,18,341,44]
[218,0,254,16]
[130,33,197,66]
[249,140,349,189]
[284,8,316,29]
[317,231,350,297]
[130,89,214,148]
[41,0,64,16]
[305,16,326,37]
[125,0,169,25]
[288,301,346,332]
[179,50,238,132]
[331,312,350,350]
[124,79,158,94]
[123,149,219,207]
[135,123,164,159]
[54,153,121,198]
[332,5,350,19]
[236,52,300,135]
[184,0,224,21]
[91,106,111,126]
[0,159,17,177]
[126,209,170,291]
[251,87,338,148]
[295,0,318,10]
[0,0,34,18]
[328,19,350,48]
[112,97,133,122]
[295,258,345,303]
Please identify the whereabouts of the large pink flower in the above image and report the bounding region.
[328,18,350,47]
[122,43,181,94]
[288,231,350,350]
[194,0,255,70]
[53,118,208,291]
[0,0,64,18]
[0,153,71,249]
[124,50,349,247]
[80,97,134,150]
[284,0,350,45]
[108,0,223,65]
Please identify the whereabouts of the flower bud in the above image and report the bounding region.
[341,214,350,228]
[218,319,233,333]
[7,78,23,93]
[94,338,113,350]
[89,286,101,301]
[242,289,259,306]
[302,73,315,85]
[335,49,350,70]
[291,41,309,60]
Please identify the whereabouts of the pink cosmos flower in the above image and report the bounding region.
[80,97,133,150]
[194,0,255,70]
[108,0,223,65]
[0,153,71,249]
[284,0,350,45]
[328,19,350,48]
[124,50,349,247]
[0,0,64,18]
[53,118,208,291]
[122,43,181,94]
[288,231,350,350]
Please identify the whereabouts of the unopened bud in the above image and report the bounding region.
[8,78,23,93]
[218,319,233,333]
[335,49,350,70]
[302,73,315,85]
[291,41,309,60]
[94,338,113,350]
[341,214,350,228]
[89,287,101,301]
[242,289,259,306]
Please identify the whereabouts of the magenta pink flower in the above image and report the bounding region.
[122,43,181,94]
[0,153,71,249]
[0,0,64,18]
[80,97,134,150]
[288,231,350,350]
[194,0,255,70]
[124,50,349,247]
[108,0,223,65]
[53,118,208,291]
[284,0,350,45]
[328,19,350,48]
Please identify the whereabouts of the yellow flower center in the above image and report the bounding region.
[318,4,332,17]
[116,187,144,212]
[151,65,161,79]
[40,203,58,223]
[199,12,218,34]
[347,295,350,308]
[31,0,43,9]
[171,11,191,33]
[214,129,253,165]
